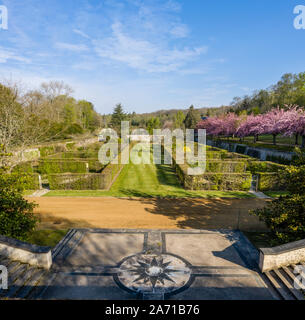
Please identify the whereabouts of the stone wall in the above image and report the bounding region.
[259,239,305,272]
[0,235,52,269]
[207,140,294,163]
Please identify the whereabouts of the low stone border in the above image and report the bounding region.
[0,235,52,269]
[259,239,305,272]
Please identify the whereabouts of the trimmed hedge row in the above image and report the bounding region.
[37,160,87,174]
[257,172,287,191]
[46,151,98,159]
[48,173,108,190]
[47,160,123,190]
[12,162,34,173]
[189,160,247,173]
[246,161,286,174]
[24,173,40,190]
[173,160,252,191]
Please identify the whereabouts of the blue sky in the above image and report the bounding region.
[0,0,305,114]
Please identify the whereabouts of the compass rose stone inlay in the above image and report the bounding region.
[117,254,192,294]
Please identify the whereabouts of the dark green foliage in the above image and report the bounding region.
[251,160,305,244]
[0,172,38,241]
[111,103,126,133]
[257,172,287,191]
[250,195,305,244]
[184,105,199,129]
[65,123,84,135]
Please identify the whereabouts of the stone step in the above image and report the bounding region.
[273,269,304,300]
[264,271,295,300]
[16,269,47,299]
[263,262,305,301]
[52,229,76,260]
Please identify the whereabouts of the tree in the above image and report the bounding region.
[174,111,185,129]
[111,104,126,134]
[184,105,199,129]
[147,117,161,135]
[0,84,24,151]
[251,156,305,244]
[0,145,38,241]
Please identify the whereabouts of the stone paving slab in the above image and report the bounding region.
[36,229,276,300]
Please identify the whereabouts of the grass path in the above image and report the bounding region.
[44,155,254,198]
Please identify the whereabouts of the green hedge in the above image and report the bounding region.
[48,173,108,190]
[173,161,251,191]
[37,160,87,174]
[258,172,287,191]
[24,173,40,190]
[205,161,247,173]
[46,151,98,159]
[246,161,286,174]
[12,162,34,173]
[48,163,123,190]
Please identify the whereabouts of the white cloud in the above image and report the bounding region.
[169,24,189,38]
[55,42,89,52]
[0,47,31,64]
[73,29,91,40]
[93,22,207,73]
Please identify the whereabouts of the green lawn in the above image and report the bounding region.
[44,158,254,199]
[27,229,68,247]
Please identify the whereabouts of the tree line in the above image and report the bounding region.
[0,80,103,151]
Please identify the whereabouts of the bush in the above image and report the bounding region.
[0,172,38,241]
[251,163,305,244]
[250,195,305,244]
[285,165,305,195]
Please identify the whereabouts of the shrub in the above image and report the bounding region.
[251,163,305,244]
[0,172,38,241]
[250,195,305,244]
[285,165,305,195]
